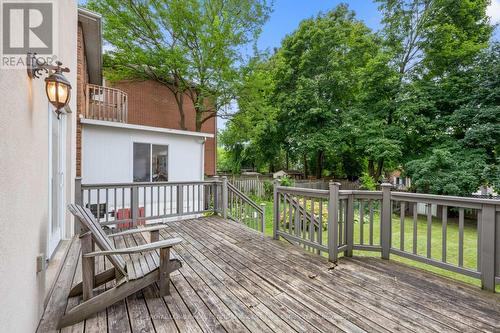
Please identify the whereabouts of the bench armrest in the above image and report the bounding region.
[83,238,182,257]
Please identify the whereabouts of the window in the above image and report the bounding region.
[133,143,168,182]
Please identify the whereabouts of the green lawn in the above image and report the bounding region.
[253,198,499,290]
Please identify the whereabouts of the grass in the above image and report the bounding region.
[252,197,499,290]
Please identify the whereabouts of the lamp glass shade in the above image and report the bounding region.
[45,72,71,111]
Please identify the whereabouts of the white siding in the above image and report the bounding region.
[82,124,205,184]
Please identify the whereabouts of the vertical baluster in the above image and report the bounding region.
[413,202,418,254]
[319,199,323,249]
[302,197,307,243]
[400,201,405,251]
[283,193,288,231]
[458,207,464,267]
[442,205,447,262]
[369,200,374,245]
[163,186,167,216]
[113,188,117,222]
[427,204,432,258]
[477,209,481,271]
[105,189,109,224]
[96,189,100,221]
[150,186,153,217]
[87,188,90,211]
[339,200,343,245]
[359,200,364,245]
[288,195,293,235]
[310,197,315,250]
[157,185,160,216]
[170,186,173,214]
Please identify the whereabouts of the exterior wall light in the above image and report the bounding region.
[27,53,72,117]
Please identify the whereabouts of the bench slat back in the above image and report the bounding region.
[68,204,128,278]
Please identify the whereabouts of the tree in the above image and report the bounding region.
[219,54,283,173]
[87,0,271,131]
[272,5,381,178]
[405,44,500,195]
[377,0,493,79]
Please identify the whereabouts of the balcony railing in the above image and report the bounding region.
[85,84,128,122]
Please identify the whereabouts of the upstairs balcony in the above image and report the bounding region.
[85,84,128,123]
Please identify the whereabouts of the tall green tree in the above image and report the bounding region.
[377,0,493,78]
[273,5,381,178]
[220,55,283,172]
[87,0,271,131]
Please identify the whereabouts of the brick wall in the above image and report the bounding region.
[76,23,89,177]
[111,80,217,176]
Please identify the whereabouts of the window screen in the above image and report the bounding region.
[152,145,168,181]
[133,143,151,182]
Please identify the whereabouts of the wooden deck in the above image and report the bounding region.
[38,216,500,333]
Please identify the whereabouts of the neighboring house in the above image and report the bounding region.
[76,17,215,186]
[389,170,411,190]
[0,1,78,332]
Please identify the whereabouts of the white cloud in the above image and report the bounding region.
[487,0,500,24]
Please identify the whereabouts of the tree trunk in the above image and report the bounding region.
[285,150,289,171]
[303,153,308,178]
[368,159,375,179]
[375,159,384,180]
[316,150,324,179]
[173,91,187,130]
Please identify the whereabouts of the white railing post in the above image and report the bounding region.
[328,182,340,262]
[213,176,219,214]
[260,203,266,233]
[480,204,496,291]
[131,186,139,228]
[222,176,228,219]
[381,183,392,260]
[74,177,83,233]
[177,184,184,216]
[273,180,279,240]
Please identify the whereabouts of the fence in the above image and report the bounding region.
[229,175,271,198]
[75,177,264,233]
[273,182,500,292]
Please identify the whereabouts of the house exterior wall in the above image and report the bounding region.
[82,124,205,184]
[0,1,77,332]
[111,80,217,176]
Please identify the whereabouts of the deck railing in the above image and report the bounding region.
[274,182,500,292]
[85,84,128,122]
[74,176,265,233]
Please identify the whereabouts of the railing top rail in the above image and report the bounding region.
[276,185,329,198]
[87,83,129,96]
[81,180,218,188]
[391,191,500,206]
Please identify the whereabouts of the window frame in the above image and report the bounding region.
[132,141,169,182]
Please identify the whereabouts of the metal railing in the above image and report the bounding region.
[274,182,500,292]
[85,84,128,122]
[74,176,265,233]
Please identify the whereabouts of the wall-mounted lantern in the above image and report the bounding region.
[27,53,72,117]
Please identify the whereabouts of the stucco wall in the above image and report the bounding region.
[0,1,77,332]
[82,124,205,184]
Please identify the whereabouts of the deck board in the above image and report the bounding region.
[38,216,500,333]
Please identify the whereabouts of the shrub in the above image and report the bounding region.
[359,173,377,190]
